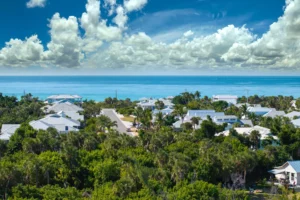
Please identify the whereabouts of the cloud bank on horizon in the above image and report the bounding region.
[0,0,300,72]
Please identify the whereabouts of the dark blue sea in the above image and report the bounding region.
[0,76,299,101]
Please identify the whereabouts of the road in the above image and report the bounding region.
[101,109,129,134]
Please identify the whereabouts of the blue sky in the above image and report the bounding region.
[0,0,299,75]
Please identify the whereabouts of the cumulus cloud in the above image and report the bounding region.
[26,0,47,8]
[124,0,148,12]
[2,0,300,72]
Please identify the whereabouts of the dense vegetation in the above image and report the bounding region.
[0,93,299,199]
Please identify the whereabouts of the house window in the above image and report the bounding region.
[291,173,295,181]
[287,172,290,180]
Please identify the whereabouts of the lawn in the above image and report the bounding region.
[121,116,135,122]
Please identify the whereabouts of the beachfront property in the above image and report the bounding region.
[0,124,21,140]
[137,98,174,110]
[30,112,81,133]
[269,161,300,186]
[45,94,83,104]
[216,126,278,147]
[212,95,238,105]
[285,111,300,120]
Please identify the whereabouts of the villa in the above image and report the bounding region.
[45,94,83,104]
[152,107,174,116]
[269,161,300,185]
[212,95,238,105]
[137,98,174,110]
[30,112,81,133]
[0,124,21,140]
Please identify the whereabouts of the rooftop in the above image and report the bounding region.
[213,95,238,99]
[47,94,82,99]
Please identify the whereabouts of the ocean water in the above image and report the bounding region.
[0,76,299,101]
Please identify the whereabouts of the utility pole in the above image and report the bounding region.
[246,89,249,104]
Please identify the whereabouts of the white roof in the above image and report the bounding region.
[44,101,83,113]
[247,107,274,112]
[263,110,285,118]
[137,99,174,107]
[0,124,21,140]
[213,95,238,99]
[285,111,300,119]
[30,114,80,132]
[62,111,84,121]
[47,95,82,99]
[216,125,278,140]
[213,115,238,120]
[292,119,300,127]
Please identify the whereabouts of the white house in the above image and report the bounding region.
[0,124,21,140]
[212,95,238,105]
[137,98,174,110]
[30,113,81,133]
[46,95,83,104]
[43,101,84,121]
[152,107,174,116]
[269,161,300,185]
[216,125,278,147]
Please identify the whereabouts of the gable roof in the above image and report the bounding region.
[263,110,286,118]
[285,111,300,119]
[288,161,300,173]
[45,101,83,113]
[47,94,82,99]
[292,119,300,127]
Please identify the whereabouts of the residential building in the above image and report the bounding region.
[152,107,174,116]
[0,124,21,140]
[292,119,300,128]
[137,98,174,110]
[268,161,300,185]
[212,95,238,105]
[43,101,84,121]
[247,107,274,116]
[46,95,83,104]
[285,111,300,120]
[263,110,286,118]
[30,113,81,133]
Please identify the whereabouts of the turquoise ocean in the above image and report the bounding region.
[0,76,299,101]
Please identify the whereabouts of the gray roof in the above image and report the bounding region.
[292,119,300,127]
[288,161,300,173]
[30,113,80,133]
[240,119,254,127]
[45,102,83,113]
[212,95,238,99]
[0,124,21,140]
[263,110,286,118]
[153,108,174,115]
[47,94,82,99]
[285,111,300,119]
[248,107,274,113]
[186,110,224,118]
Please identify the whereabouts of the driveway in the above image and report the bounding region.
[101,109,130,134]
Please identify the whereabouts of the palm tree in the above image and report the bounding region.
[190,117,201,130]
[241,104,248,118]
[194,91,201,100]
[173,105,187,123]
[133,107,144,127]
[249,130,261,150]
[155,112,164,130]
[95,115,117,132]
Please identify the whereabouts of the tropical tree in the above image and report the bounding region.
[155,101,165,110]
[249,130,261,150]
[190,117,201,130]
[154,112,164,130]
[173,105,187,123]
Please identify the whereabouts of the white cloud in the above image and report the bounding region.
[26,0,47,8]
[0,35,44,67]
[183,30,194,37]
[113,6,128,29]
[2,0,300,72]
[124,0,148,12]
